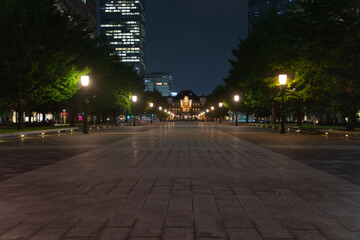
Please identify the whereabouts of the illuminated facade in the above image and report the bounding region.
[248,0,292,32]
[98,0,146,75]
[144,73,173,97]
[57,0,96,36]
[168,89,207,120]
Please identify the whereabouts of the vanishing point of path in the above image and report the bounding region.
[0,122,360,240]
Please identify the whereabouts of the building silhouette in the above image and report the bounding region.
[57,0,96,36]
[97,0,146,75]
[248,0,292,32]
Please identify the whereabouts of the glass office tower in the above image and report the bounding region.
[248,0,292,32]
[98,0,146,75]
[144,73,174,97]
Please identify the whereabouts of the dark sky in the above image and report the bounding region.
[145,0,248,96]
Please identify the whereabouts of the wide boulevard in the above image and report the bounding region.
[0,123,359,240]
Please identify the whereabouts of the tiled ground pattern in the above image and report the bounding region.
[0,123,359,239]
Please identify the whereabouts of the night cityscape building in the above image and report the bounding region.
[57,0,97,36]
[97,0,146,75]
[144,73,174,97]
[248,0,292,32]
[167,89,207,120]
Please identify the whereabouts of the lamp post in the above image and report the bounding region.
[81,76,89,134]
[132,95,137,126]
[219,102,223,124]
[206,109,209,122]
[149,102,153,124]
[279,74,287,134]
[234,95,240,126]
[211,106,214,121]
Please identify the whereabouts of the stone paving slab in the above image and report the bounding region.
[0,123,359,239]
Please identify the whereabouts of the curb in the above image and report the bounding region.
[242,123,360,140]
[0,124,125,139]
[0,128,80,139]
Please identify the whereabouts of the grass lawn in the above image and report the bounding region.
[0,122,121,134]
[0,126,78,134]
[256,123,359,132]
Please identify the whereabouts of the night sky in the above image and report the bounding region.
[145,0,248,96]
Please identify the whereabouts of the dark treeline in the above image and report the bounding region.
[0,0,147,129]
[209,0,359,130]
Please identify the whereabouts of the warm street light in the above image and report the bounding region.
[206,109,209,113]
[132,95,137,102]
[234,95,240,126]
[81,76,89,134]
[132,95,137,126]
[219,102,223,124]
[279,74,287,134]
[81,75,89,87]
[234,95,240,102]
[149,102,154,108]
[211,106,215,111]
[279,74,287,85]
[159,106,162,111]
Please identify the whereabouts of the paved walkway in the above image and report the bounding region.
[0,123,359,240]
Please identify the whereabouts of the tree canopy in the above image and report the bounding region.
[225,0,360,130]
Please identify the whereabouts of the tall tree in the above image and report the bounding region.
[0,0,91,129]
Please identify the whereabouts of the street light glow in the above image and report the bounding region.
[211,106,214,111]
[219,102,223,107]
[206,109,209,113]
[279,74,287,85]
[81,76,89,86]
[234,95,240,102]
[150,102,154,108]
[132,95,137,102]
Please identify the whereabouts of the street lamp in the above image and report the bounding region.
[149,102,153,124]
[211,106,215,122]
[132,95,137,126]
[279,74,287,134]
[234,95,240,126]
[81,76,89,134]
[219,102,223,124]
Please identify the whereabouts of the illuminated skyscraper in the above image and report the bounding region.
[144,73,174,97]
[98,0,146,75]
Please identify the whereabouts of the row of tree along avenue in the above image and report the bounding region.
[0,0,145,129]
[221,0,359,131]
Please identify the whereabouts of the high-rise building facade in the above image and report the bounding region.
[248,0,292,32]
[98,0,146,75]
[57,0,96,36]
[144,73,174,97]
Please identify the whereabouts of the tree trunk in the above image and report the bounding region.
[113,113,118,126]
[254,112,259,123]
[42,112,47,122]
[69,108,76,127]
[271,102,276,125]
[346,114,356,131]
[16,98,25,130]
[296,101,303,126]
